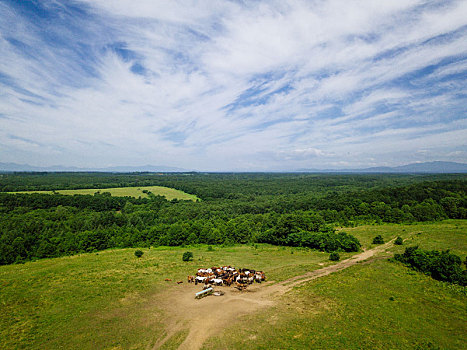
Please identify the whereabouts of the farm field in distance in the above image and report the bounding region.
[9,185,199,201]
[0,221,465,350]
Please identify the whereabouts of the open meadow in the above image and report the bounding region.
[1,220,465,349]
[10,185,199,201]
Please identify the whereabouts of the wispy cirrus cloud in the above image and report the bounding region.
[0,0,466,170]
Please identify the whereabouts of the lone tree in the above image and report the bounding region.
[134,250,144,258]
[372,235,384,244]
[182,251,193,261]
[394,236,403,245]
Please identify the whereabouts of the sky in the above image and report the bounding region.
[0,0,466,171]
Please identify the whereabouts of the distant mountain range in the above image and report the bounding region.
[0,161,466,173]
[0,162,191,173]
[297,161,467,173]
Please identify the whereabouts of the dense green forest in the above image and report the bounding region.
[0,172,466,265]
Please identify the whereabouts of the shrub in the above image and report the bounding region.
[372,235,384,244]
[394,246,466,286]
[329,252,340,261]
[134,250,144,258]
[182,251,193,261]
[207,245,214,251]
[394,236,403,245]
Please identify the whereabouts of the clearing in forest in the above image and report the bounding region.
[10,185,199,201]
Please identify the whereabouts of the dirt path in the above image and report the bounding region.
[152,239,396,350]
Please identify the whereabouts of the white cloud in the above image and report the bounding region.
[0,0,466,170]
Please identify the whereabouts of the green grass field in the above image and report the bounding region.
[342,219,467,256]
[206,259,466,350]
[0,221,465,349]
[0,245,333,350]
[10,185,199,201]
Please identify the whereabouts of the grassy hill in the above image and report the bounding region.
[0,221,465,349]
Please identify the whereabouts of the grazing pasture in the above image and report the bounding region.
[10,185,199,201]
[0,220,465,349]
[0,244,334,350]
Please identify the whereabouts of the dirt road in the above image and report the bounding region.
[152,239,395,349]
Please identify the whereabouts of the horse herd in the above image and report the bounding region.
[187,266,266,290]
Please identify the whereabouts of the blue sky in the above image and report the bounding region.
[0,0,466,171]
